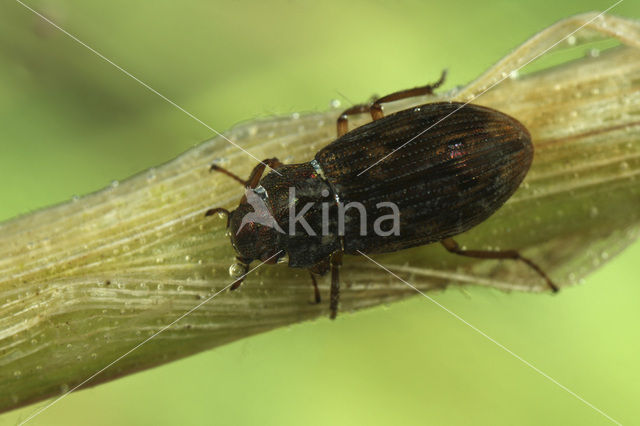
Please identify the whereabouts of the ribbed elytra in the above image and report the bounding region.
[206,71,558,319]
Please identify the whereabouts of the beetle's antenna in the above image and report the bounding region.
[210,164,245,185]
[204,207,231,227]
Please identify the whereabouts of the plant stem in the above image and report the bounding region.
[2,13,640,415]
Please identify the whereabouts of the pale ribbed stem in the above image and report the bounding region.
[1,13,639,414]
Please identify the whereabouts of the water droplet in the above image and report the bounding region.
[330,99,341,108]
[157,284,164,290]
[71,195,80,202]
[588,48,600,58]
[66,343,72,349]
[567,35,576,46]
[13,370,21,377]
[509,70,519,80]
[177,285,184,292]
[146,169,157,183]
[185,255,191,262]
[601,251,609,260]
[31,338,37,345]
[589,206,599,218]
[91,353,97,359]
[111,180,119,188]
[229,263,247,279]
[292,112,300,119]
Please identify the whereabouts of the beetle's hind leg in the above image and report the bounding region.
[440,238,559,293]
[336,69,447,136]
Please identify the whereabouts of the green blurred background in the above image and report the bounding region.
[1,1,639,425]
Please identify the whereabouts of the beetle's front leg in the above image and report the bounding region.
[244,158,283,189]
[209,157,282,189]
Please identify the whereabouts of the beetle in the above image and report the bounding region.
[206,71,558,319]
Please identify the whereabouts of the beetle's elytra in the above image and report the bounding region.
[207,71,558,319]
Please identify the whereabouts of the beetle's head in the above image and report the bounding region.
[222,198,285,278]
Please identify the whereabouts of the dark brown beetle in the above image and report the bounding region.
[207,71,558,319]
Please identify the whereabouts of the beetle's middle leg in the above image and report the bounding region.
[308,258,330,305]
[308,272,321,305]
[329,251,343,319]
[336,69,447,136]
[440,237,559,293]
